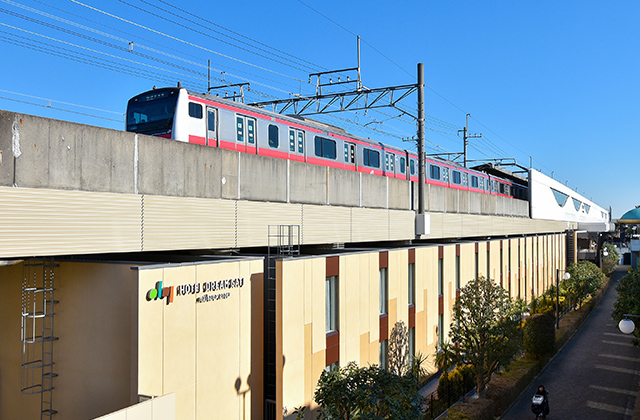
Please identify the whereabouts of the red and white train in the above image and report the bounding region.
[126,86,527,199]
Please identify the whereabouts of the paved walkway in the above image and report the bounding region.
[501,266,640,419]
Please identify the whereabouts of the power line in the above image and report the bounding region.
[136,0,322,73]
[0,95,123,122]
[70,0,308,83]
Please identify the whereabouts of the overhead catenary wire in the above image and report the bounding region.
[70,0,310,84]
[3,0,303,93]
[0,94,123,122]
[130,0,322,74]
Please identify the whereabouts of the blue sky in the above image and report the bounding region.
[1,0,637,217]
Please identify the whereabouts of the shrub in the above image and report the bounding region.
[437,371,452,404]
[523,314,555,358]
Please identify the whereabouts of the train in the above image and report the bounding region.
[125,86,528,200]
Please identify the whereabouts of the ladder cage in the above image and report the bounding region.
[264,225,300,420]
[21,259,59,419]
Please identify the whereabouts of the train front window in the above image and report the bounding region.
[126,89,179,133]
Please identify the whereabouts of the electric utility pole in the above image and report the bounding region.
[417,63,425,215]
[459,114,482,168]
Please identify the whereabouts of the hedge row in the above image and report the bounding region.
[444,277,610,419]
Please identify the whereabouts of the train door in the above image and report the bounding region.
[206,106,217,147]
[398,155,407,180]
[343,142,356,170]
[236,115,257,154]
[385,152,396,177]
[288,128,305,162]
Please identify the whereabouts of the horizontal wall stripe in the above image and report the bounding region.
[0,186,572,258]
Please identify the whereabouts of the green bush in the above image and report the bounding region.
[446,397,494,420]
[456,364,476,393]
[523,314,555,358]
[437,371,453,404]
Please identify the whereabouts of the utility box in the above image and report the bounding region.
[415,213,430,236]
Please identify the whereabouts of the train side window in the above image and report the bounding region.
[247,118,255,144]
[471,176,478,188]
[462,172,468,186]
[452,171,461,184]
[400,157,406,174]
[442,167,449,182]
[314,136,336,159]
[410,160,415,175]
[189,102,203,119]
[236,117,244,142]
[499,183,506,194]
[344,144,349,162]
[268,125,279,148]
[289,129,295,152]
[430,165,440,180]
[363,148,380,168]
[298,131,305,153]
[388,154,394,172]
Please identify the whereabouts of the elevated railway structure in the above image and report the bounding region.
[0,109,611,420]
[0,109,590,259]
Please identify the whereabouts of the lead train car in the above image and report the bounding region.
[126,86,523,199]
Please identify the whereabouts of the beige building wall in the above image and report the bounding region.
[0,261,138,420]
[94,393,176,420]
[276,232,568,419]
[137,258,264,420]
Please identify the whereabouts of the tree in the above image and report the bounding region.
[445,276,522,397]
[314,362,425,420]
[601,243,620,277]
[612,268,640,346]
[563,261,605,309]
[523,313,555,358]
[388,321,409,376]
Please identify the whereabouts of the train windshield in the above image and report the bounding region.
[126,88,179,134]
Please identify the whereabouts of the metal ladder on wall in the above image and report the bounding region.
[21,259,59,420]
[264,225,300,420]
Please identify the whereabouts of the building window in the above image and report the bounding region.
[408,263,415,305]
[379,267,388,315]
[325,361,339,372]
[487,248,491,280]
[268,125,279,148]
[326,275,338,333]
[438,258,443,295]
[455,254,460,290]
[475,248,479,279]
[408,327,415,361]
[379,339,388,369]
[363,148,380,168]
[188,102,202,118]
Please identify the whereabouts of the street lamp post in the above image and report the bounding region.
[556,269,571,329]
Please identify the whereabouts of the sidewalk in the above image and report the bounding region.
[500,265,640,419]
